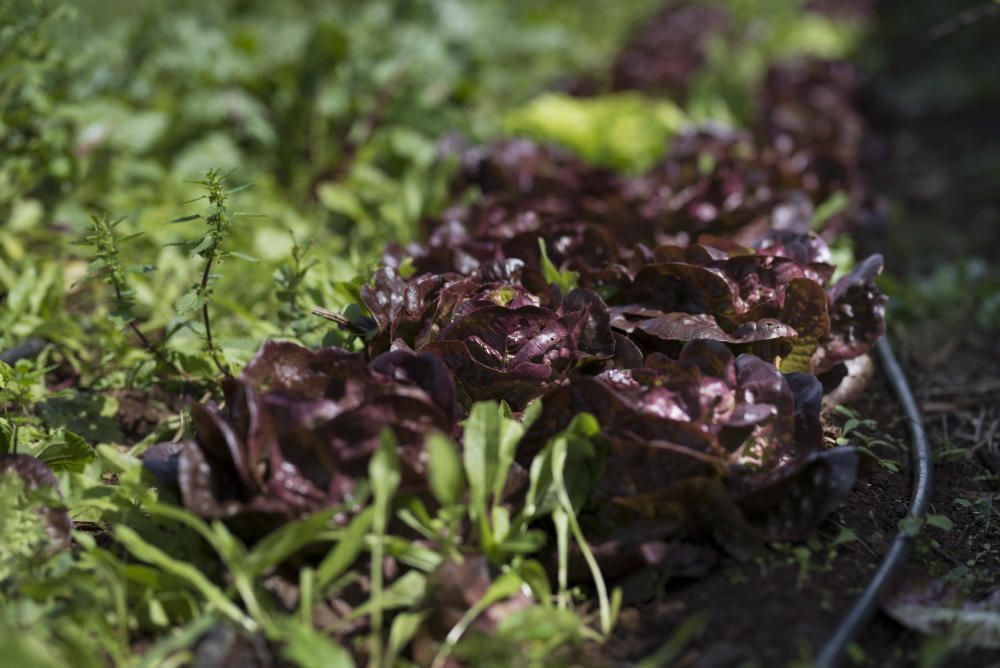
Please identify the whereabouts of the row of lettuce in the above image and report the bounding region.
[1,0,881,665]
[136,1,883,663]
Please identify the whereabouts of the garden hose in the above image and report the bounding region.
[0,337,47,365]
[814,336,934,668]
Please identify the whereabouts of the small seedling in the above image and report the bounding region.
[833,405,905,472]
[274,230,319,337]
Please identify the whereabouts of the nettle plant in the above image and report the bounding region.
[74,213,178,376]
[170,168,261,377]
[0,358,51,456]
[275,231,320,339]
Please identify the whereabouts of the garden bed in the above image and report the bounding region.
[4,1,1000,666]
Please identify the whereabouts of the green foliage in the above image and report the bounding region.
[523,412,615,634]
[833,404,905,474]
[275,231,320,337]
[881,259,1000,333]
[0,0,665,378]
[537,239,581,295]
[1,358,60,456]
[504,93,687,173]
[503,0,865,163]
[0,0,77,221]
[462,402,538,561]
[0,358,50,416]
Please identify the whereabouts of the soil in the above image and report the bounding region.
[114,386,191,446]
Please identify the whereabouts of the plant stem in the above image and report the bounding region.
[111,283,189,380]
[200,249,229,378]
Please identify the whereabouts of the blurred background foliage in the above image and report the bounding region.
[858,0,1000,341]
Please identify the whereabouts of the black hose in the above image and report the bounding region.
[0,337,47,364]
[814,336,933,668]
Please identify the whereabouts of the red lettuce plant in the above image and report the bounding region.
[359,261,616,409]
[755,59,866,208]
[416,121,873,282]
[520,340,858,555]
[571,232,885,374]
[401,139,637,276]
[625,127,795,245]
[609,2,733,100]
[143,340,458,524]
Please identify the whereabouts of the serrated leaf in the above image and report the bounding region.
[226,251,259,263]
[224,183,255,196]
[175,290,205,316]
[189,235,214,257]
[32,429,94,473]
[169,214,202,224]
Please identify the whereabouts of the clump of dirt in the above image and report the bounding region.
[115,387,189,445]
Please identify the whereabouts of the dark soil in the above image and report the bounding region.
[854,0,1000,662]
[115,386,190,446]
